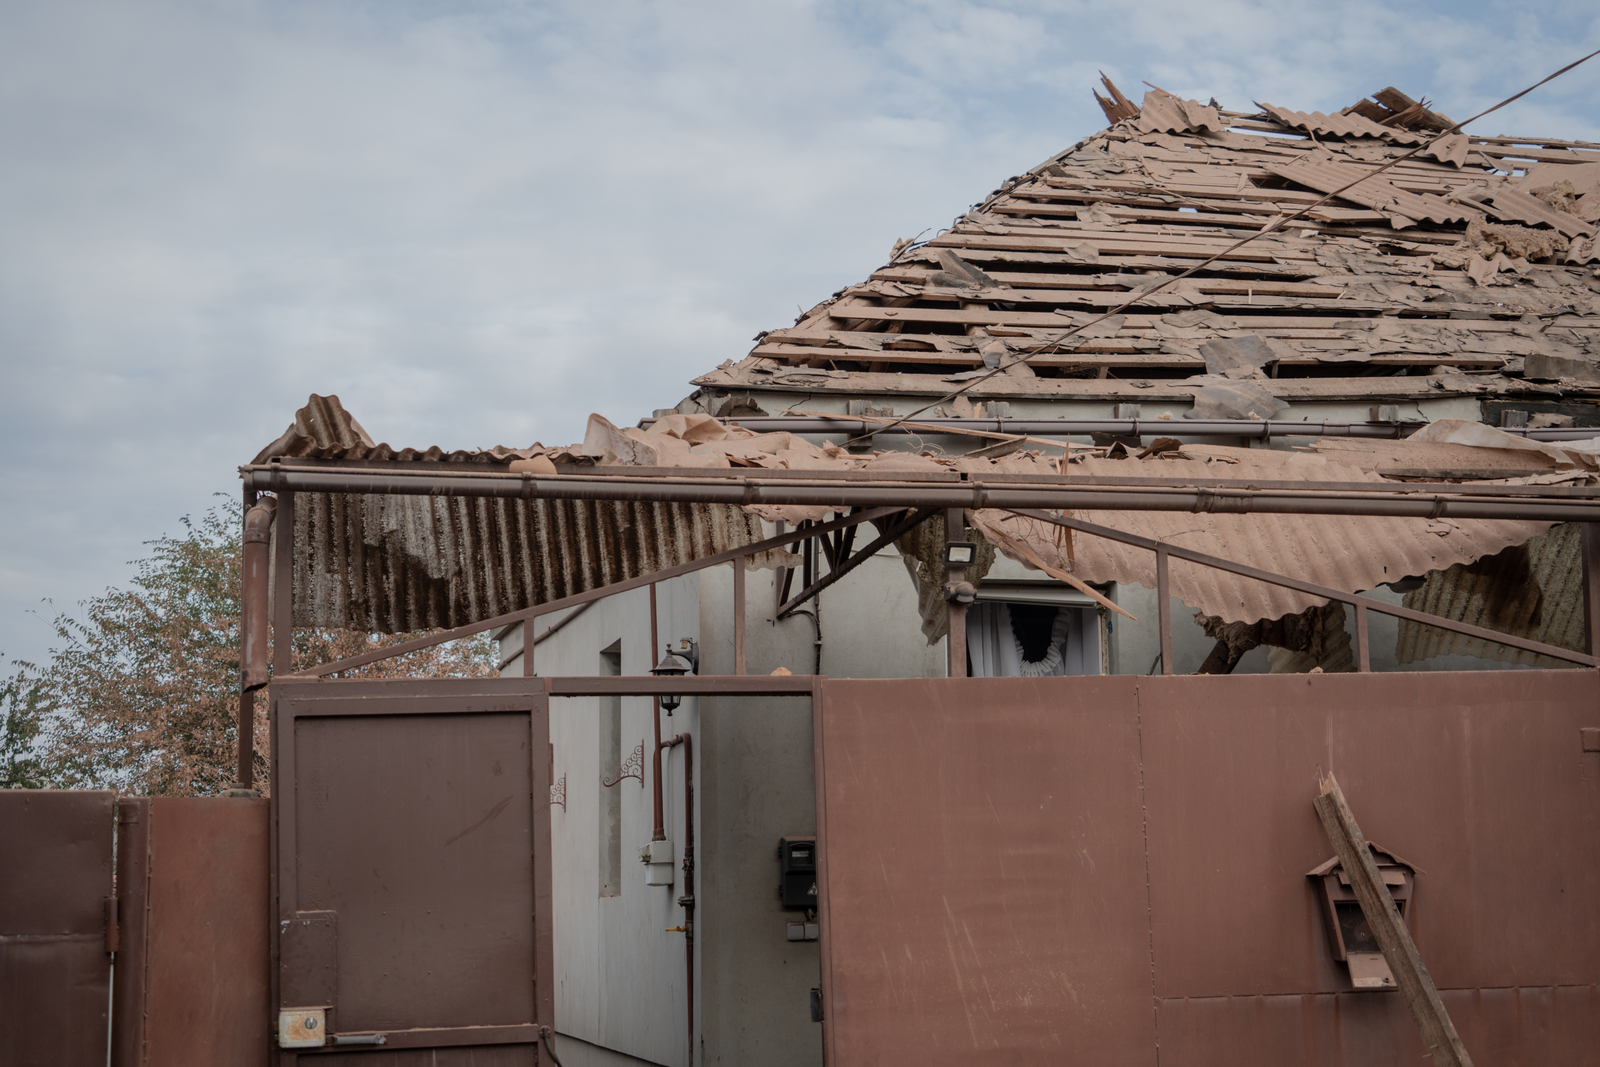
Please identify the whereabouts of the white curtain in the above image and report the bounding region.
[966,603,1074,678]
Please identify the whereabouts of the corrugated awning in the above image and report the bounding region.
[256,396,770,632]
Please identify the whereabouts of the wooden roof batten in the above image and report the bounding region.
[696,76,1600,410]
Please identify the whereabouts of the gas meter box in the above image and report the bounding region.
[777,835,818,910]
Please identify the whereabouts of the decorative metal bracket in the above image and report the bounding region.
[602,741,645,788]
[549,773,567,811]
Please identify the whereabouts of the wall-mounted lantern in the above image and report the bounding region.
[1308,844,1416,990]
[651,639,697,714]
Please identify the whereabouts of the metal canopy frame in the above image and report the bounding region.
[236,458,1600,790]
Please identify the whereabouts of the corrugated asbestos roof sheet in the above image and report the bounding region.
[1395,522,1585,667]
[288,492,763,632]
[1257,103,1423,144]
[963,446,1553,624]
[258,396,767,632]
[692,80,1600,406]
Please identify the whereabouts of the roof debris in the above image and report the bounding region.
[696,81,1600,405]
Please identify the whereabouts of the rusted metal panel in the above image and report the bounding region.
[815,671,1600,1065]
[273,678,550,1061]
[143,798,270,1066]
[1156,986,1600,1066]
[1139,670,1600,998]
[0,789,114,1067]
[112,797,270,1067]
[813,676,1157,1065]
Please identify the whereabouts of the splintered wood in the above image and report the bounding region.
[1314,773,1474,1067]
[699,83,1600,403]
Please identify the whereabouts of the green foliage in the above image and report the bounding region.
[15,496,497,797]
[0,668,49,789]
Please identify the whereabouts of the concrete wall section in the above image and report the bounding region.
[530,579,700,1067]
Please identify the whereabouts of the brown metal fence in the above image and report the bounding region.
[812,671,1600,1065]
[0,791,268,1067]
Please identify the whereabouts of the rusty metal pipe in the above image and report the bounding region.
[662,733,694,1067]
[651,584,665,843]
[237,497,274,791]
[244,466,1600,522]
[241,502,273,692]
[639,415,1600,443]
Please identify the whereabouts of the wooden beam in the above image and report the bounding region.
[777,508,936,620]
[1313,774,1474,1067]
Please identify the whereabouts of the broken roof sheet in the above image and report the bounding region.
[580,413,1580,627]
[696,82,1600,406]
[254,395,773,632]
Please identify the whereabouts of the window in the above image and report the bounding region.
[965,585,1104,677]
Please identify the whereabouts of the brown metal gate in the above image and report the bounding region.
[813,671,1600,1066]
[272,678,554,1064]
[0,789,115,1067]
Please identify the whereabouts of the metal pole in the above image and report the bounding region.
[732,561,746,675]
[945,508,968,679]
[650,583,665,843]
[1584,525,1600,662]
[272,491,294,677]
[244,466,1600,524]
[236,487,261,791]
[1156,544,1173,675]
[1355,603,1372,672]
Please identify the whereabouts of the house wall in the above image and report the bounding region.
[499,541,941,1066]
[502,580,699,1067]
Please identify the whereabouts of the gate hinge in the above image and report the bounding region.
[104,896,120,954]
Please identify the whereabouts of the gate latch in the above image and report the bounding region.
[278,1008,327,1048]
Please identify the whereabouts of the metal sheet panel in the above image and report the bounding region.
[0,790,114,1067]
[143,798,270,1067]
[813,676,1157,1066]
[1137,670,1600,998]
[273,678,552,1062]
[815,671,1600,1065]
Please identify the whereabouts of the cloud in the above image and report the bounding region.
[1,0,1597,665]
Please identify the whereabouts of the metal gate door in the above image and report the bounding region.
[0,789,115,1067]
[272,679,553,1064]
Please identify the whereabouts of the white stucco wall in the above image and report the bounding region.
[499,546,947,1066]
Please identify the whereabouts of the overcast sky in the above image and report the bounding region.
[3,0,1598,667]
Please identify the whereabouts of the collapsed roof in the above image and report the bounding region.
[695,82,1600,410]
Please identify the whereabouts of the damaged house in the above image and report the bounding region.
[243,83,1599,1067]
[11,82,1600,1067]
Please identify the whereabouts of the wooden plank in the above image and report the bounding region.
[1312,774,1474,1067]
[694,363,1527,402]
[752,344,1204,368]
[930,233,1303,263]
[754,343,1500,371]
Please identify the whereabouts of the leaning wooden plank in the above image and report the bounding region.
[1312,773,1474,1067]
